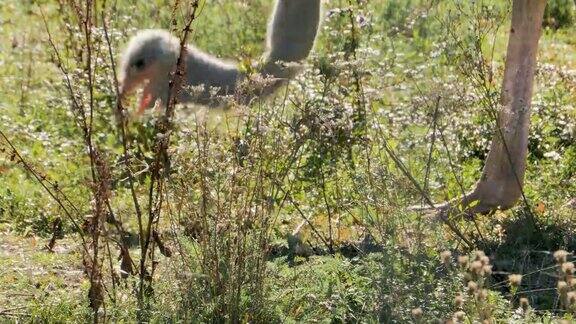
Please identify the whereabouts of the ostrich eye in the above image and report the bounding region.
[133,58,145,70]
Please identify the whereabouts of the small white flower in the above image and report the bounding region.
[543,151,561,161]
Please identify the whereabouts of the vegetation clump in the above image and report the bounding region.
[0,0,575,322]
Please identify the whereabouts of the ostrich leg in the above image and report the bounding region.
[440,0,547,217]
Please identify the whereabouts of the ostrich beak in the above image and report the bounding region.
[137,82,157,115]
[117,79,156,115]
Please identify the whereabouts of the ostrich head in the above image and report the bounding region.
[119,29,180,114]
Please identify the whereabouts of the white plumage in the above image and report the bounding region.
[118,0,321,114]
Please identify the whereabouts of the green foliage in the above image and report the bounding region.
[544,0,575,29]
[1,0,576,322]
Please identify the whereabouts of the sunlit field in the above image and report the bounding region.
[1,0,576,322]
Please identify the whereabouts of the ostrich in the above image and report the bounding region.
[118,0,322,114]
[435,0,548,218]
[430,0,576,239]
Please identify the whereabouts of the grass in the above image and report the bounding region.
[0,233,88,321]
[1,0,576,322]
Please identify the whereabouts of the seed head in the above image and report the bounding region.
[411,307,423,319]
[562,262,575,275]
[508,274,522,287]
[480,255,490,266]
[474,250,486,261]
[453,311,465,322]
[476,289,488,301]
[458,255,469,268]
[554,250,569,264]
[454,293,464,308]
[482,265,492,276]
[558,280,569,293]
[467,281,478,294]
[568,291,576,306]
[440,250,452,266]
[519,297,529,312]
[470,261,483,275]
